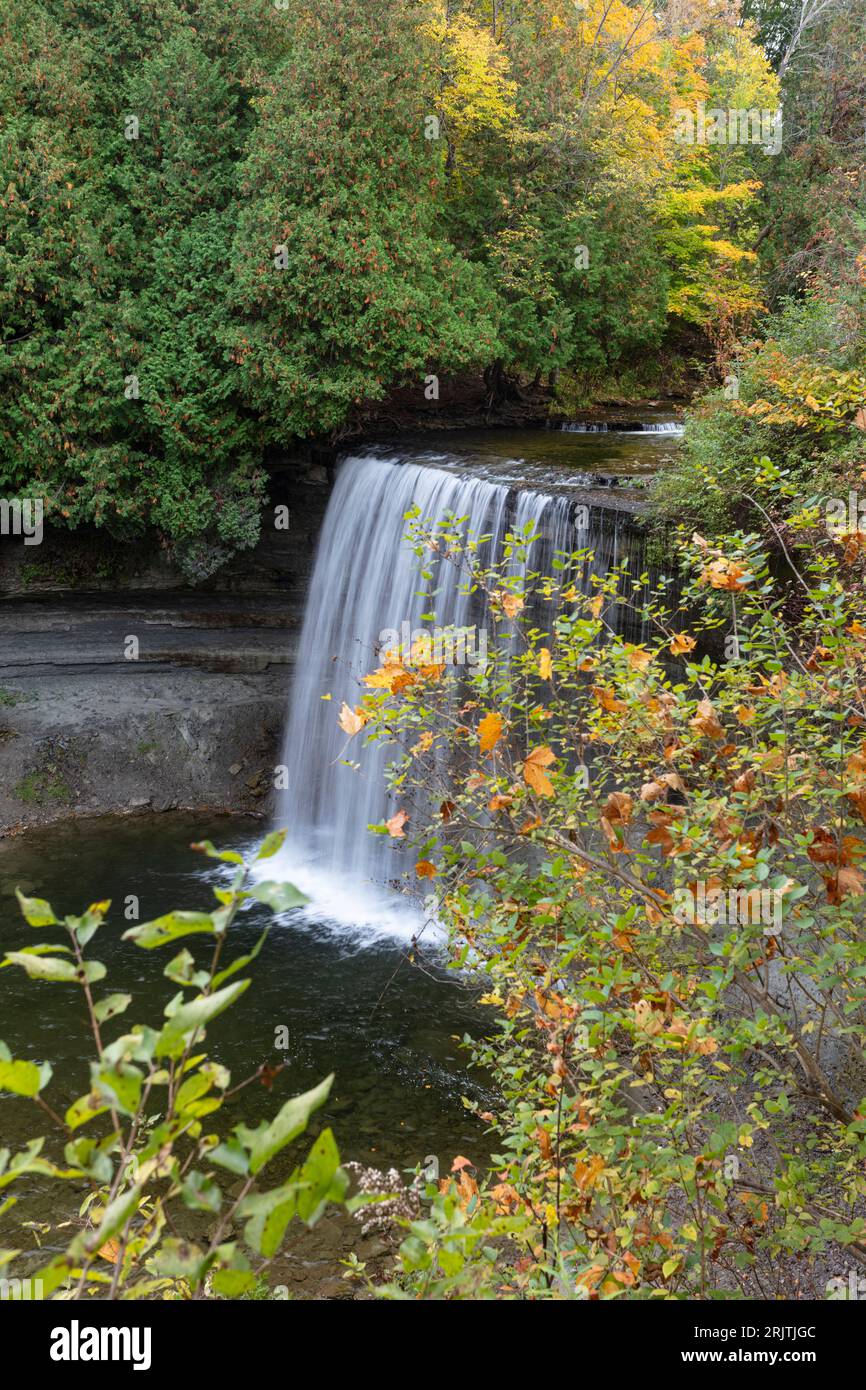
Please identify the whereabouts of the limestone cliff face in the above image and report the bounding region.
[0,459,333,833]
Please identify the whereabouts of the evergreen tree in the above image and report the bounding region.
[230,0,498,440]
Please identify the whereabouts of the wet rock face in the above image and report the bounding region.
[0,460,332,833]
[0,597,298,833]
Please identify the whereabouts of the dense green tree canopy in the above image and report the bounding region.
[3,0,849,576]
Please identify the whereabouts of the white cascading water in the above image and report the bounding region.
[268,451,634,935]
[560,420,683,435]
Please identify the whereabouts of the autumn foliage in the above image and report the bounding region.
[347,486,866,1298]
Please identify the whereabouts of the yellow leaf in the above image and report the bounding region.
[491,589,524,618]
[501,593,524,619]
[364,649,415,693]
[625,644,652,671]
[593,685,627,715]
[574,1155,605,1192]
[479,710,503,754]
[538,647,553,680]
[534,987,569,1020]
[338,702,367,736]
[603,791,634,824]
[700,558,750,592]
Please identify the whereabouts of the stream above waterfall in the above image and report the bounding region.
[368,421,682,503]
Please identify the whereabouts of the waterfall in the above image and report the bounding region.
[269,451,640,933]
[560,420,683,435]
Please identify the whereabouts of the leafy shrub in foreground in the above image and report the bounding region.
[0,831,345,1300]
[345,484,866,1298]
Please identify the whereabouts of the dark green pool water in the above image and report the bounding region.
[0,812,492,1171]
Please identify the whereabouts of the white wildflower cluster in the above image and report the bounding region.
[344,1162,424,1238]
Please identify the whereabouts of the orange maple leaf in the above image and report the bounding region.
[479,710,504,754]
[523,746,556,797]
[670,631,696,656]
[385,809,409,838]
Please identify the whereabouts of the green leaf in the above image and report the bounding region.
[68,902,110,947]
[123,911,215,950]
[438,1246,465,1277]
[175,1071,214,1113]
[15,890,57,927]
[240,1181,303,1257]
[64,1138,112,1184]
[212,928,269,989]
[211,1267,256,1297]
[0,1059,43,1098]
[93,1067,143,1116]
[0,1140,59,1190]
[3,951,77,982]
[181,1171,222,1214]
[102,1029,158,1067]
[149,1237,209,1286]
[200,1061,230,1090]
[164,948,206,988]
[295,1128,346,1226]
[238,1074,333,1175]
[250,881,309,914]
[255,830,287,861]
[66,1093,109,1131]
[93,994,132,1024]
[192,841,244,864]
[33,1256,77,1300]
[208,1137,250,1177]
[0,945,71,971]
[154,980,251,1058]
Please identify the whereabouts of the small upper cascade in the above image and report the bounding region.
[559,420,684,435]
